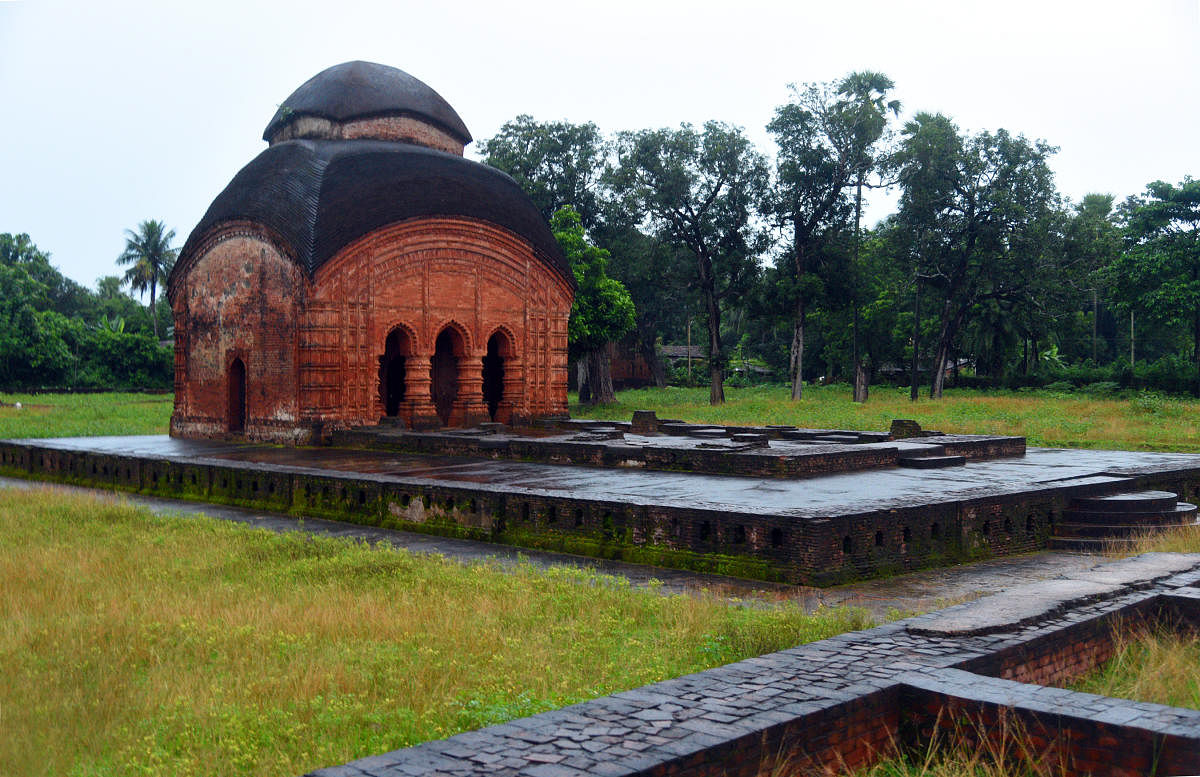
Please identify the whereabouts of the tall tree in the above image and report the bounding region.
[117,220,177,340]
[1106,178,1200,384]
[766,72,899,401]
[478,116,606,230]
[894,114,1061,397]
[551,206,636,404]
[609,121,768,404]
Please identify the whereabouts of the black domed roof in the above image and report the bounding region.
[170,140,570,294]
[262,61,472,144]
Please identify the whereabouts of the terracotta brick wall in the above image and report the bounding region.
[171,217,572,443]
[170,228,307,442]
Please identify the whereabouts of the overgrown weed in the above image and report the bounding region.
[0,486,870,777]
[1071,624,1200,710]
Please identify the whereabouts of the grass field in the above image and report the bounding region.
[0,487,872,777]
[572,384,1200,452]
[0,392,172,439]
[1071,626,1200,711]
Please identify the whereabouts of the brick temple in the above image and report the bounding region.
[167,61,575,443]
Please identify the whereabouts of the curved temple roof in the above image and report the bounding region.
[262,61,472,144]
[171,140,570,291]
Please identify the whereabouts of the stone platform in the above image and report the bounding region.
[3,431,1200,585]
[333,417,1024,479]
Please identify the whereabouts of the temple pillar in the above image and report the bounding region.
[453,350,489,427]
[402,354,440,430]
[499,357,524,425]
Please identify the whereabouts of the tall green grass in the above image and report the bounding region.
[0,487,871,777]
[1071,627,1200,710]
[0,392,172,439]
[573,384,1200,452]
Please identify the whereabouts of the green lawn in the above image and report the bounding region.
[0,391,172,439]
[0,487,871,777]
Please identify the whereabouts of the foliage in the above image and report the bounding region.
[0,233,173,390]
[478,115,607,230]
[894,115,1064,398]
[552,207,635,355]
[1104,178,1200,385]
[117,219,178,340]
[552,206,636,404]
[765,72,899,399]
[0,487,871,777]
[609,121,768,404]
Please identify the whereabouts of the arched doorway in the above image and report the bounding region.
[482,331,508,421]
[378,327,412,417]
[431,327,463,426]
[228,358,246,433]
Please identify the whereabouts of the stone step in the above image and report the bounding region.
[1063,502,1197,527]
[1070,490,1180,514]
[898,454,967,469]
[1053,516,1198,539]
[1048,536,1142,553]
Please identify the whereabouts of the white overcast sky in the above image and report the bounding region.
[1,0,1198,289]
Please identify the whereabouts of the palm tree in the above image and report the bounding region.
[117,220,177,339]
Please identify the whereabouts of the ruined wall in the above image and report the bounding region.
[267,115,466,155]
[170,227,307,443]
[300,217,572,432]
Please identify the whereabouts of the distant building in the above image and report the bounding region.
[167,62,574,443]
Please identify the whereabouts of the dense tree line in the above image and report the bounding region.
[480,78,1199,402]
[0,225,173,391]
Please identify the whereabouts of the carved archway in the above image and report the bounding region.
[228,357,246,433]
[379,326,414,417]
[431,326,465,426]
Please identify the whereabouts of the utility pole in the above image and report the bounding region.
[910,277,921,402]
[1130,310,1135,365]
[686,319,692,386]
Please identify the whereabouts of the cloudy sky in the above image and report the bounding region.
[1,0,1197,289]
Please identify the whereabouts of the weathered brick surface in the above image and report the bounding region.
[170,217,572,443]
[268,115,466,155]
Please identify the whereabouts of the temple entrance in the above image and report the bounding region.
[431,327,462,426]
[379,327,411,417]
[228,358,246,433]
[482,332,507,421]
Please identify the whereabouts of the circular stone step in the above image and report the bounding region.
[1063,502,1198,526]
[1053,518,1197,539]
[1071,490,1179,513]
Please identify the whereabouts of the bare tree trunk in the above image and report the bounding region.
[576,359,591,405]
[853,360,869,402]
[910,278,920,402]
[930,300,955,399]
[586,347,616,404]
[637,323,667,388]
[789,303,805,401]
[149,281,159,340]
[705,287,725,405]
[851,178,867,403]
[696,249,725,405]
[930,301,968,399]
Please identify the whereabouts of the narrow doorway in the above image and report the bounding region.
[379,328,410,417]
[228,358,246,433]
[431,328,462,426]
[482,332,506,421]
